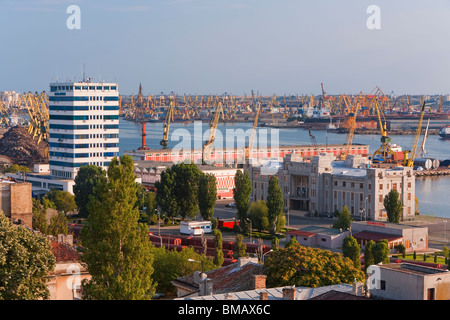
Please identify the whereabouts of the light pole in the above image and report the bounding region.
[262,249,273,264]
[246,218,252,244]
[287,191,290,227]
[188,258,204,274]
[444,220,447,244]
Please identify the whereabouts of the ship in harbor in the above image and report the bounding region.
[439,125,450,140]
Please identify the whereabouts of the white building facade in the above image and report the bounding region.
[48,81,119,179]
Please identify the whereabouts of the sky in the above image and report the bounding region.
[1,0,450,96]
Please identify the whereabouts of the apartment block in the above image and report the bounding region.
[48,80,120,179]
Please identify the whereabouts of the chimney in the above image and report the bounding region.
[200,278,213,296]
[352,278,364,296]
[282,286,296,300]
[259,292,268,301]
[253,275,267,290]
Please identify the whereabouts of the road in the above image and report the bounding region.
[150,199,450,252]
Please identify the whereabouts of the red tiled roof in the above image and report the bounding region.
[353,231,403,242]
[287,230,316,238]
[51,240,80,263]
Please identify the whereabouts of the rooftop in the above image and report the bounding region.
[172,257,264,297]
[179,284,356,300]
[379,263,449,276]
[299,225,345,236]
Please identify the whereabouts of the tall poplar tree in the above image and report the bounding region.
[198,173,217,220]
[233,170,252,230]
[80,155,156,300]
[384,189,403,223]
[266,176,285,235]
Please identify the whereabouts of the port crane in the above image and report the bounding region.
[371,98,397,163]
[308,130,319,156]
[403,101,426,215]
[160,97,175,148]
[403,101,426,168]
[202,101,224,165]
[245,101,261,162]
[340,100,360,160]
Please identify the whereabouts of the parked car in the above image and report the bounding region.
[225,202,236,208]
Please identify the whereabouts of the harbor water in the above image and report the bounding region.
[118,118,450,219]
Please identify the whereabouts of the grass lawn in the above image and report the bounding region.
[392,254,447,265]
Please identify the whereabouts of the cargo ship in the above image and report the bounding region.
[439,125,450,140]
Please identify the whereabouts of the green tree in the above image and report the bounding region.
[247,200,270,232]
[271,237,279,250]
[32,198,48,234]
[332,205,352,231]
[285,236,299,249]
[156,163,202,221]
[155,167,180,223]
[266,176,285,235]
[395,243,406,258]
[213,229,224,266]
[47,212,69,236]
[342,235,361,270]
[172,163,202,220]
[80,155,156,300]
[233,170,252,231]
[265,241,364,288]
[372,239,390,264]
[73,165,107,218]
[234,234,247,258]
[0,210,55,300]
[413,250,417,260]
[150,246,216,296]
[198,173,217,221]
[44,189,77,214]
[384,189,403,223]
[363,240,375,273]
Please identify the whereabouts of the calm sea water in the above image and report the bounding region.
[118,118,450,218]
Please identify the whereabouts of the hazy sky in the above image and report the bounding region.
[1,0,450,96]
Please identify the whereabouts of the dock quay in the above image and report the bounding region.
[415,168,450,177]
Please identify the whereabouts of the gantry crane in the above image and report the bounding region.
[403,101,426,168]
[308,130,319,156]
[244,101,261,162]
[402,101,426,215]
[340,101,360,160]
[202,101,224,165]
[371,98,397,163]
[160,97,175,148]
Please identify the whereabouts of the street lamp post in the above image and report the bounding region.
[262,249,273,264]
[287,191,290,227]
[188,258,204,274]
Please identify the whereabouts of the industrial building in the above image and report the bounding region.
[247,152,416,222]
[133,160,242,199]
[351,221,428,251]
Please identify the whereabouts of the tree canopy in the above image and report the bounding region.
[264,241,364,288]
[80,155,156,300]
[233,170,252,230]
[0,210,56,300]
[156,162,203,221]
[198,173,217,221]
[384,189,403,223]
[266,176,285,235]
[73,165,107,218]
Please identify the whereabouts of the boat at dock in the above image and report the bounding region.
[439,125,450,140]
